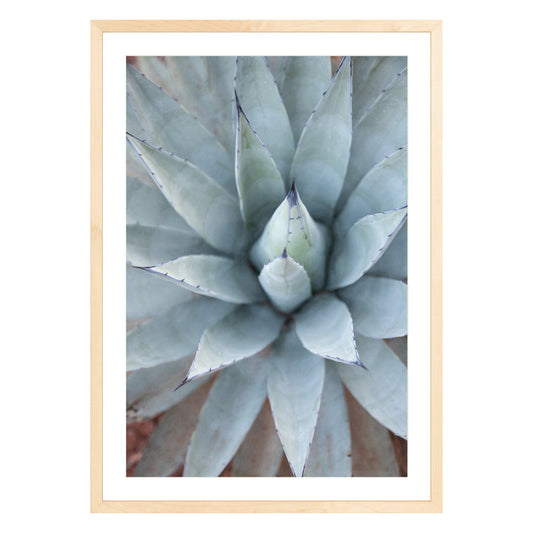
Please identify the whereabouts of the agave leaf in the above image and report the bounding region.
[386,337,408,366]
[232,399,284,477]
[140,255,264,304]
[126,177,189,230]
[126,94,145,139]
[335,147,407,237]
[345,391,401,476]
[327,207,407,290]
[264,56,289,87]
[133,381,212,477]
[257,253,312,313]
[235,102,286,240]
[183,306,284,383]
[135,56,180,100]
[289,57,353,224]
[126,297,236,371]
[277,56,333,141]
[341,60,407,200]
[337,335,407,439]
[294,293,361,366]
[369,222,408,281]
[163,56,236,152]
[126,266,193,322]
[184,356,268,477]
[235,56,295,182]
[352,57,408,126]
[340,276,407,339]
[268,327,325,477]
[304,362,351,476]
[127,142,155,187]
[127,356,210,420]
[126,134,245,254]
[126,224,213,267]
[250,184,329,290]
[127,64,235,193]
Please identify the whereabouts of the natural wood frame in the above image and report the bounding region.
[91,19,442,513]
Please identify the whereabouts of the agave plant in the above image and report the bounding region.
[126,55,408,477]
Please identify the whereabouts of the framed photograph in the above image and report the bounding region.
[91,20,442,513]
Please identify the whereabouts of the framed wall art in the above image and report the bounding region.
[91,19,442,513]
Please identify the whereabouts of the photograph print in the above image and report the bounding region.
[125,55,408,478]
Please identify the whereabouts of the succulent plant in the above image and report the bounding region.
[126,55,408,477]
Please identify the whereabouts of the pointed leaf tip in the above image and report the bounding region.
[235,56,295,183]
[258,255,312,313]
[126,63,235,191]
[184,357,268,477]
[337,336,407,439]
[126,297,236,371]
[126,135,245,255]
[289,56,353,224]
[340,276,407,339]
[294,293,361,365]
[184,304,284,382]
[304,363,351,477]
[276,56,333,142]
[250,187,329,290]
[328,207,407,290]
[143,255,265,304]
[268,328,325,476]
[235,97,286,240]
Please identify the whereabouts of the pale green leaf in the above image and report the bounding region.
[258,253,312,313]
[126,224,213,267]
[126,297,236,371]
[369,222,408,281]
[235,56,295,182]
[340,276,407,339]
[141,255,264,304]
[268,327,325,476]
[232,400,283,477]
[135,56,180,99]
[327,207,407,290]
[184,356,268,476]
[126,135,245,254]
[250,184,329,290]
[294,293,361,365]
[127,64,235,193]
[127,356,210,420]
[277,56,333,141]
[126,177,188,230]
[127,141,155,187]
[265,56,289,87]
[305,363,351,476]
[337,335,407,438]
[335,147,407,237]
[352,56,407,125]
[341,61,407,201]
[126,94,145,138]
[235,102,286,240]
[127,266,193,322]
[164,56,236,152]
[345,390,400,476]
[289,57,352,223]
[184,305,284,383]
[133,382,212,477]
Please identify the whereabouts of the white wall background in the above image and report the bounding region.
[1,1,531,531]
